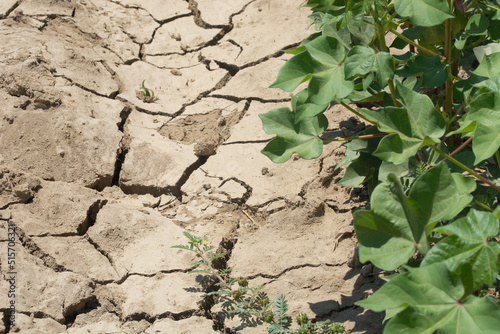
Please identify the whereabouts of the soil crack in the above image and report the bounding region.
[85,234,123,282]
[0,0,20,19]
[111,105,132,187]
[210,94,291,104]
[15,226,69,272]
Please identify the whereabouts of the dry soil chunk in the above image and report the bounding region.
[0,0,18,19]
[145,316,219,334]
[87,204,195,275]
[0,242,94,323]
[9,181,104,237]
[225,100,283,143]
[32,236,121,282]
[0,110,121,188]
[68,310,149,334]
[144,16,220,55]
[119,123,198,194]
[218,0,313,66]
[228,208,354,277]
[184,143,319,207]
[9,313,66,334]
[108,273,204,319]
[210,58,292,100]
[116,61,228,115]
[113,0,190,22]
[17,0,76,16]
[196,0,251,26]
[73,0,159,62]
[0,167,41,209]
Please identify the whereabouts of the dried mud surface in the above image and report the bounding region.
[0,1,384,333]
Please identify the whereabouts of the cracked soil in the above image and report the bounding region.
[0,0,385,333]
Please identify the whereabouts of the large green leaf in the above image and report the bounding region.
[358,263,500,334]
[466,14,489,36]
[338,152,381,187]
[393,55,447,88]
[354,209,416,270]
[344,46,394,85]
[259,107,327,163]
[409,55,448,88]
[442,173,476,220]
[354,163,459,270]
[394,0,454,27]
[454,88,500,163]
[423,209,500,295]
[361,82,446,163]
[472,52,500,79]
[270,36,353,103]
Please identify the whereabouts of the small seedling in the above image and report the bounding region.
[139,79,154,97]
[173,232,347,333]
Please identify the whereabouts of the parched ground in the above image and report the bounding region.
[0,1,384,333]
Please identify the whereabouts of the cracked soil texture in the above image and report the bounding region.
[0,0,385,333]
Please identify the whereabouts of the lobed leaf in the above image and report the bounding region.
[270,36,353,103]
[424,209,500,295]
[357,263,500,334]
[362,82,446,163]
[259,107,327,163]
[394,0,454,27]
[354,163,460,270]
[454,87,500,163]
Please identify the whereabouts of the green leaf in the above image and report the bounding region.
[424,209,500,295]
[345,46,376,78]
[269,52,317,92]
[338,152,381,187]
[465,14,489,36]
[354,163,460,270]
[354,209,416,270]
[345,46,394,85]
[358,263,500,334]
[259,107,327,163]
[454,88,500,163]
[394,0,454,27]
[372,134,421,164]
[442,174,476,220]
[295,103,329,123]
[362,82,446,163]
[270,36,354,103]
[409,55,448,88]
[471,52,500,78]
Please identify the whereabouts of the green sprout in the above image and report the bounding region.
[139,80,154,97]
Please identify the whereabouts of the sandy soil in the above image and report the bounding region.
[0,1,384,333]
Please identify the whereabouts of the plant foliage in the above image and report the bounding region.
[260,0,500,332]
[173,233,346,333]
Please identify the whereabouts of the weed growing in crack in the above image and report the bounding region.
[173,231,347,334]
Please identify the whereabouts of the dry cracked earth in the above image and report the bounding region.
[0,0,385,333]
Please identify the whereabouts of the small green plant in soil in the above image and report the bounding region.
[259,0,500,332]
[139,79,154,97]
[173,231,347,334]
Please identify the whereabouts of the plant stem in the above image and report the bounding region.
[474,199,493,212]
[431,145,500,191]
[444,16,454,120]
[496,150,500,167]
[388,29,443,58]
[387,80,400,107]
[340,102,374,124]
[321,133,387,142]
[427,148,436,167]
[446,137,473,158]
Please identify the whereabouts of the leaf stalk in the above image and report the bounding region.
[431,145,500,191]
